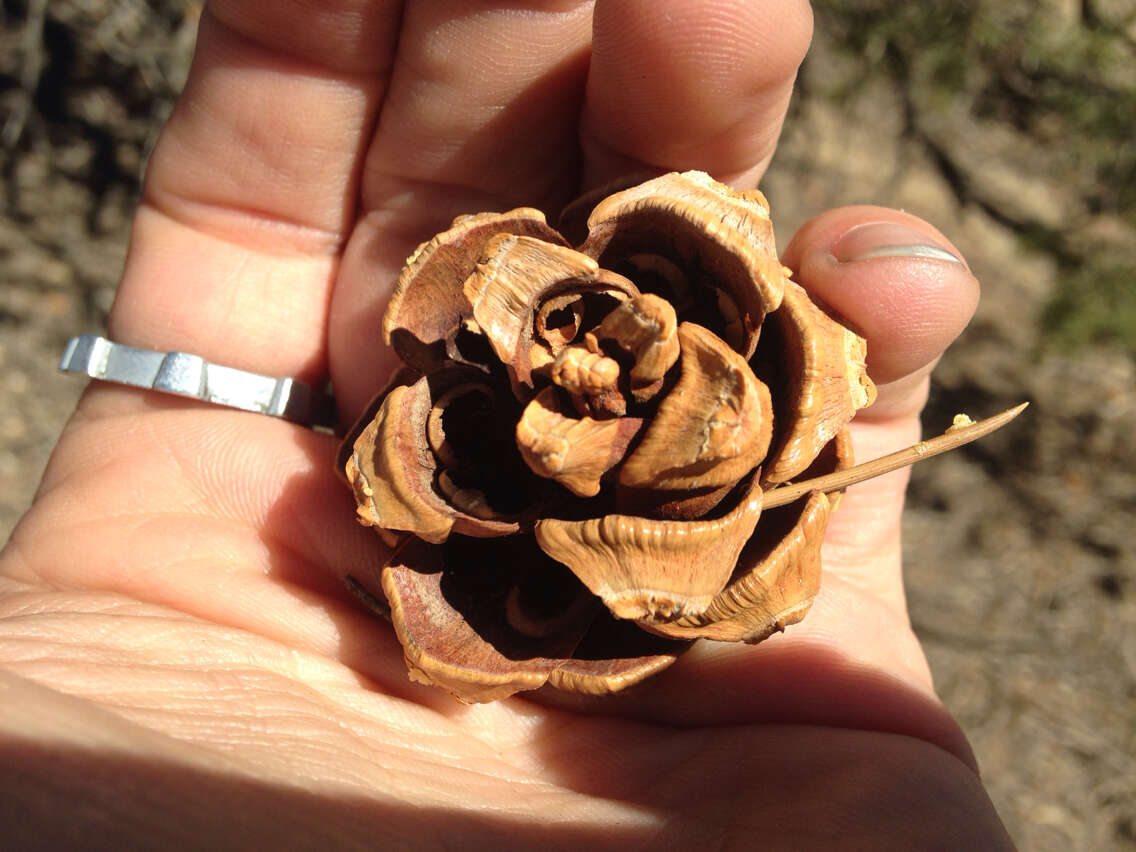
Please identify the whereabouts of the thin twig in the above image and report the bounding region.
[345,574,391,621]
[763,402,1029,509]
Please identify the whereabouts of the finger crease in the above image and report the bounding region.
[140,188,349,259]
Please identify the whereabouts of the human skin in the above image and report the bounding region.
[0,1,1014,848]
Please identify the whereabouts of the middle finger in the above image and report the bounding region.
[331,0,597,416]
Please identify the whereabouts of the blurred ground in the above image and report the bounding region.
[2,1,1134,848]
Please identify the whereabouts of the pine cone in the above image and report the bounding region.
[342,171,875,702]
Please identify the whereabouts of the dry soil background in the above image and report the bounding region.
[2,2,1134,849]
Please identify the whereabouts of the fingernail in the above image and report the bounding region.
[832,222,965,266]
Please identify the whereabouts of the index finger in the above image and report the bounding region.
[582,0,813,187]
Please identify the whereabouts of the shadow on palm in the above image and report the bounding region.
[243,410,970,771]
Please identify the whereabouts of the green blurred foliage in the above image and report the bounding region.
[1041,256,1136,349]
[812,0,1136,351]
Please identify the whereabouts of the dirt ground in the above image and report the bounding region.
[2,2,1134,849]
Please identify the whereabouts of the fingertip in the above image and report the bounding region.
[783,207,979,394]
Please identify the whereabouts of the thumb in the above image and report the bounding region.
[783,206,980,608]
[783,206,979,421]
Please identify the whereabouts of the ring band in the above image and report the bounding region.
[59,334,335,429]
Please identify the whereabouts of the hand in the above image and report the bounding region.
[0,1,1011,847]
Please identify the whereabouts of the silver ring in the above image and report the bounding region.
[59,334,335,429]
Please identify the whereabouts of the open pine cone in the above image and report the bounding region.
[342,171,876,702]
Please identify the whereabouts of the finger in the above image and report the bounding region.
[106,2,401,386]
[331,0,597,417]
[782,206,979,607]
[360,0,597,221]
[581,0,813,187]
[781,207,978,404]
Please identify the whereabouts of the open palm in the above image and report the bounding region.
[1,1,1011,847]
